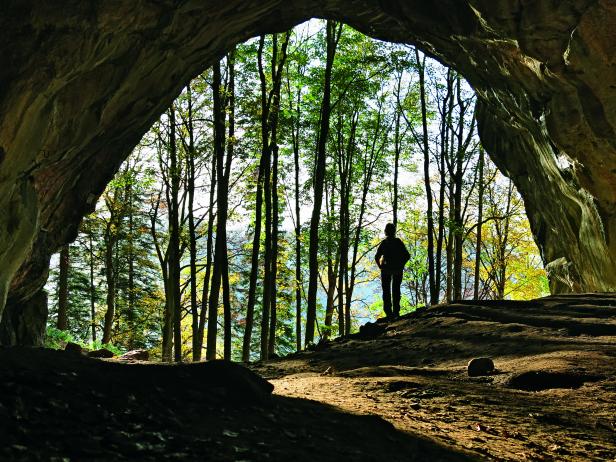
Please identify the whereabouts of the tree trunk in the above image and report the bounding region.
[186,83,200,361]
[393,76,402,229]
[267,39,282,357]
[161,269,172,361]
[259,36,273,361]
[196,136,217,361]
[168,105,182,362]
[435,74,452,302]
[89,234,96,342]
[126,175,136,348]
[241,149,265,362]
[324,257,336,339]
[206,58,228,361]
[306,21,340,345]
[268,144,279,356]
[453,76,465,301]
[260,138,272,360]
[473,146,485,299]
[416,48,437,306]
[253,34,289,360]
[346,103,384,335]
[446,181,454,303]
[56,245,69,331]
[102,228,116,344]
[292,85,303,352]
[497,180,514,299]
[149,163,172,361]
[336,110,356,336]
[222,48,235,360]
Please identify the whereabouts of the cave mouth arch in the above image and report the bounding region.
[1,1,616,345]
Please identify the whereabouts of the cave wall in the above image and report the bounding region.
[1,0,615,343]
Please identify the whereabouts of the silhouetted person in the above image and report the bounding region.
[375,223,410,319]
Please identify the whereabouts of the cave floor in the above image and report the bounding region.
[2,294,616,461]
[254,295,616,461]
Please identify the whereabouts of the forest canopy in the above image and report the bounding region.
[45,20,548,362]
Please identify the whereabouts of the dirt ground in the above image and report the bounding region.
[2,294,616,461]
[253,294,616,461]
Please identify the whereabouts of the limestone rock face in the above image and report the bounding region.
[1,1,616,343]
[0,290,47,346]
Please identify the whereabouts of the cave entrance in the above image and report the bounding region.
[40,19,547,362]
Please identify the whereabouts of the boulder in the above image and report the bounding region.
[357,322,387,340]
[118,349,149,361]
[88,348,115,359]
[467,357,495,377]
[64,342,83,354]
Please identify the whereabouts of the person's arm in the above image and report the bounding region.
[375,242,384,269]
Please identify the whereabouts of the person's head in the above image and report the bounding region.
[384,223,395,237]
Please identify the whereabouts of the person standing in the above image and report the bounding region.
[375,223,410,319]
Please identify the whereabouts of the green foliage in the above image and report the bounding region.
[44,326,76,350]
[44,327,123,355]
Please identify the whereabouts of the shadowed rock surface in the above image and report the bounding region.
[0,348,473,461]
[2,1,616,343]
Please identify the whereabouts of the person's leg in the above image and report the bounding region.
[381,272,392,317]
[392,271,403,317]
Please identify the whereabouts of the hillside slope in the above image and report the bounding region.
[253,295,616,461]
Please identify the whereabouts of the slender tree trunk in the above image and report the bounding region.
[337,111,356,336]
[453,76,465,301]
[306,21,340,345]
[126,177,136,348]
[435,152,446,302]
[336,204,346,339]
[497,180,514,299]
[185,84,200,361]
[287,55,305,351]
[261,137,272,359]
[324,259,336,339]
[435,75,452,302]
[293,97,302,352]
[243,34,289,360]
[168,105,183,362]
[206,59,228,360]
[241,152,265,362]
[150,169,172,361]
[222,48,235,360]
[254,34,289,360]
[335,114,346,337]
[102,228,116,344]
[268,143,279,356]
[259,36,274,360]
[393,77,402,229]
[267,40,282,357]
[57,245,69,331]
[323,184,338,340]
[416,48,437,305]
[474,146,485,299]
[346,101,385,333]
[446,181,454,303]
[196,144,217,361]
[89,234,96,342]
